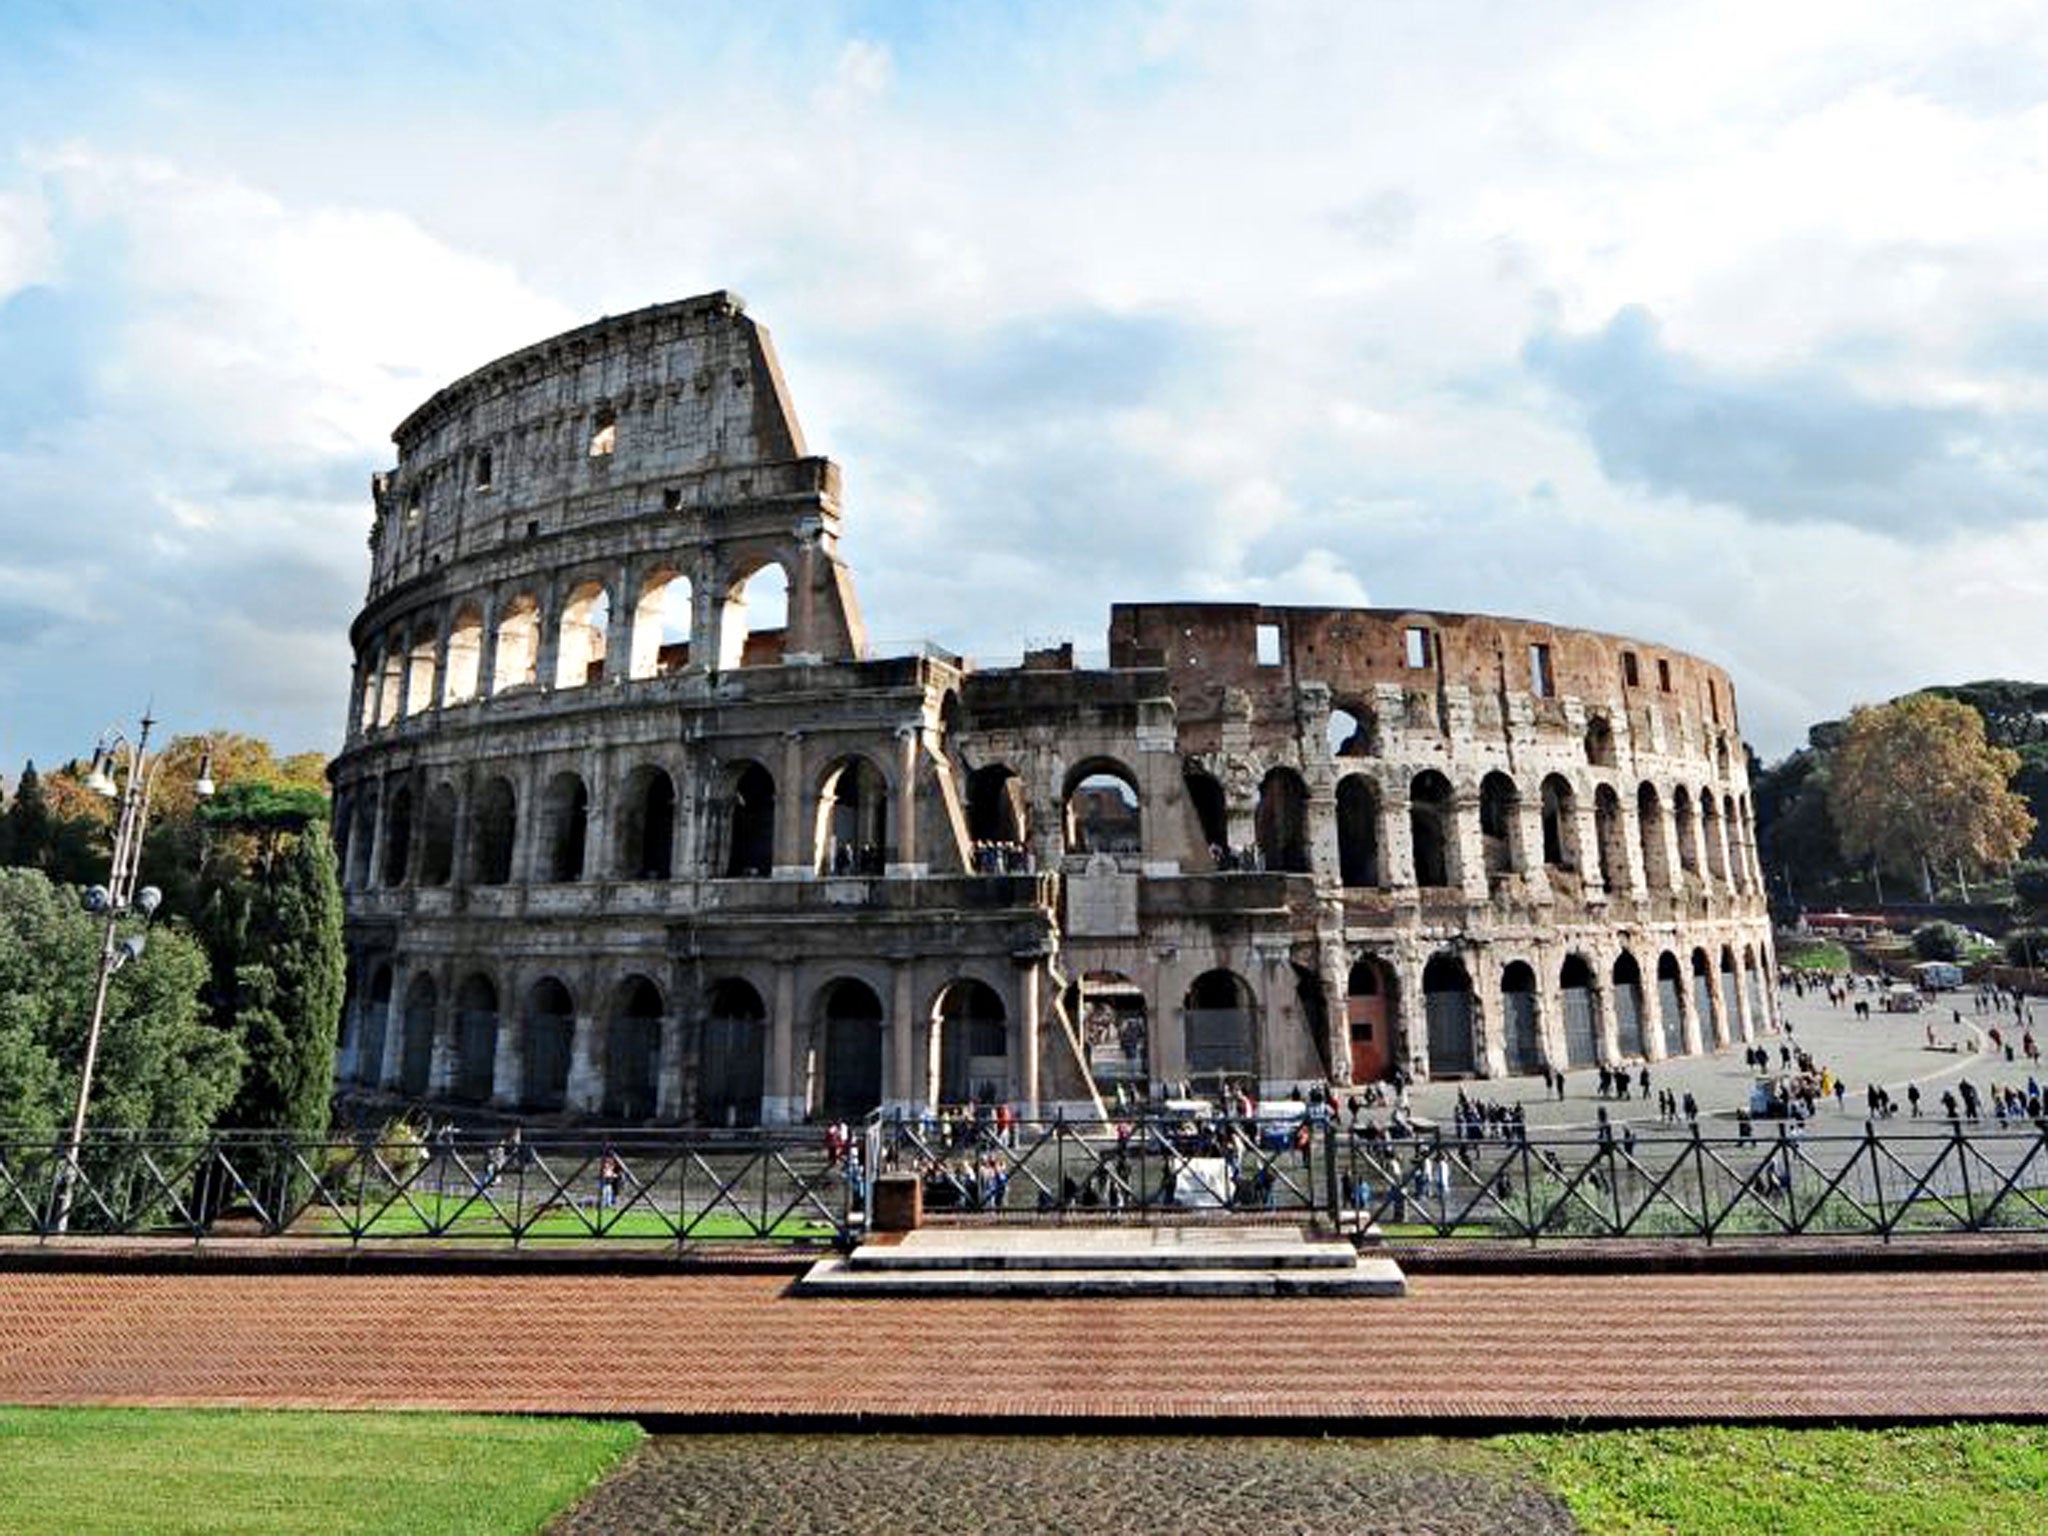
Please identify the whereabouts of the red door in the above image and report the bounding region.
[1348,994,1389,1082]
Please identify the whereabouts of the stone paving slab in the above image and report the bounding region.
[855,1225,1358,1269]
[4,1268,2048,1421]
[797,1255,1407,1296]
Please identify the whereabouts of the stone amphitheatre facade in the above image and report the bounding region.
[329,292,1778,1127]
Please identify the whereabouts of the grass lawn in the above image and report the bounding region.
[1501,1424,2048,1535]
[1777,939,1853,972]
[0,1408,640,1536]
[300,1188,839,1242]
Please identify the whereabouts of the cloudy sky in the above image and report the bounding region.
[4,1,2048,772]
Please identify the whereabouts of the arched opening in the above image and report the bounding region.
[1501,961,1541,1074]
[419,784,457,887]
[405,629,437,716]
[818,979,884,1119]
[1744,946,1767,1033]
[1064,761,1141,858]
[1637,783,1672,890]
[1613,952,1646,1057]
[1560,954,1598,1068]
[1479,771,1519,878]
[445,603,484,703]
[604,976,664,1122]
[1691,948,1716,1047]
[522,978,575,1112]
[1077,972,1149,1091]
[616,765,676,880]
[1584,714,1617,767]
[1594,784,1626,890]
[816,755,890,875]
[1422,954,1476,1075]
[630,567,693,678]
[358,964,393,1085]
[1701,789,1728,883]
[1337,776,1380,888]
[966,764,1029,866]
[1345,957,1394,1081]
[348,793,378,890]
[1328,704,1376,757]
[1255,766,1311,873]
[1655,952,1685,1057]
[1182,970,1256,1089]
[722,761,776,877]
[380,786,413,888]
[453,973,499,1104]
[1673,787,1700,875]
[554,580,611,689]
[700,979,767,1128]
[376,641,403,728]
[1540,774,1579,871]
[1183,766,1229,864]
[1720,945,1742,1041]
[1724,794,1745,890]
[540,772,589,883]
[491,594,540,694]
[933,979,1008,1107]
[358,655,381,733]
[1409,771,1456,888]
[469,777,517,886]
[718,562,788,669]
[400,974,436,1097]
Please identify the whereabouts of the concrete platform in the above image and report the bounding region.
[794,1225,1407,1296]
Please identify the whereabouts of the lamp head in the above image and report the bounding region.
[84,747,117,798]
[118,934,147,968]
[82,885,111,915]
[135,886,162,919]
[193,745,215,800]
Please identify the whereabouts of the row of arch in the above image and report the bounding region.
[356,561,791,732]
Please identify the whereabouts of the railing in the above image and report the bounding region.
[0,1129,859,1247]
[871,1111,2048,1243]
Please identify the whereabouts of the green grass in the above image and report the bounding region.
[1500,1424,2048,1535]
[0,1408,641,1536]
[300,1188,838,1241]
[1777,939,1852,972]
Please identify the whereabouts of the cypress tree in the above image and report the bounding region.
[224,819,345,1138]
[3,762,51,870]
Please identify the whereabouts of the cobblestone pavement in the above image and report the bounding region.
[1399,985,2022,1133]
[549,1435,1577,1536]
[5,1267,2048,1420]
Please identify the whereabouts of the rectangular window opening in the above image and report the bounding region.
[662,487,682,513]
[1708,679,1721,724]
[1657,657,1672,693]
[1404,626,1433,669]
[1529,642,1554,698]
[1255,623,1283,667]
[1622,650,1640,688]
[475,449,493,492]
[588,405,617,458]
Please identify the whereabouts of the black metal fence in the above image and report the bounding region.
[872,1111,2048,1243]
[0,1128,858,1246]
[10,1116,2048,1247]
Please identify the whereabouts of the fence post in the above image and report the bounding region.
[1866,1118,1888,1242]
[1323,1117,1340,1227]
[1955,1118,1975,1230]
[1691,1120,1712,1244]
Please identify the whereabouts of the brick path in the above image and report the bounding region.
[4,1268,2047,1420]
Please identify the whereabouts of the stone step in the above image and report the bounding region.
[850,1226,1359,1271]
[797,1255,1408,1298]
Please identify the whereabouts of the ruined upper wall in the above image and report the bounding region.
[1110,602,1743,766]
[364,292,821,598]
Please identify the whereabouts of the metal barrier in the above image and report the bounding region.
[870,1110,2048,1243]
[0,1128,858,1246]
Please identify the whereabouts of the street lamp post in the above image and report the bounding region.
[50,713,212,1233]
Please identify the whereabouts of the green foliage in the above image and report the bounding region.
[221,821,345,1137]
[0,1408,641,1536]
[199,779,329,832]
[2003,928,2048,968]
[1912,921,1965,962]
[1776,938,1851,972]
[0,867,242,1135]
[2015,859,2048,911]
[0,762,104,887]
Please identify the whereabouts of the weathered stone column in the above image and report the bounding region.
[776,730,808,878]
[764,965,801,1125]
[565,1007,603,1113]
[475,592,500,699]
[491,1005,524,1109]
[1017,955,1043,1119]
[889,725,921,875]
[1455,792,1490,901]
[890,962,916,1113]
[654,1001,683,1122]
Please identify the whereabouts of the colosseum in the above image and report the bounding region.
[328,291,1778,1127]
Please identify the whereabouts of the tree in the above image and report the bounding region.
[0,867,243,1136]
[1912,921,1964,962]
[219,819,344,1139]
[1827,693,2035,900]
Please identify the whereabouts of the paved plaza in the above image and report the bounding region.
[1399,982,2029,1134]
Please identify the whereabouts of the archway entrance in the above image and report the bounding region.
[933,979,1008,1107]
[1560,955,1598,1068]
[1077,972,1149,1092]
[1613,953,1646,1058]
[400,974,436,1097]
[1422,955,1475,1075]
[1656,952,1685,1057]
[1183,970,1256,1091]
[523,979,574,1112]
[1501,961,1541,1074]
[1346,958,1393,1082]
[700,979,767,1128]
[819,979,884,1119]
[604,977,664,1122]
[358,965,392,1086]
[453,975,499,1103]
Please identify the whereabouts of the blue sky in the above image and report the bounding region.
[5,0,2048,771]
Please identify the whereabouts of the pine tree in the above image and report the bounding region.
[224,820,345,1138]
[3,762,52,871]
